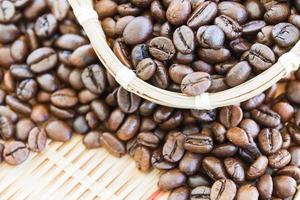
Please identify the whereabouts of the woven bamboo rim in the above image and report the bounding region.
[68,0,300,110]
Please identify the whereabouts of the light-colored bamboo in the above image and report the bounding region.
[68,0,300,110]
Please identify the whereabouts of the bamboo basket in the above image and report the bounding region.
[68,0,300,110]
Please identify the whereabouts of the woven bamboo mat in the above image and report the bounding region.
[0,135,168,200]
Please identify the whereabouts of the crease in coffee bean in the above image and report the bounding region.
[215,179,226,200]
[177,27,191,52]
[5,145,26,157]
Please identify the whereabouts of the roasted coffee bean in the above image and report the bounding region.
[184,135,213,154]
[0,106,18,123]
[214,15,242,40]
[81,64,106,94]
[117,87,141,113]
[0,1,16,24]
[272,102,294,123]
[113,38,131,68]
[0,116,14,140]
[187,1,217,29]
[287,81,300,104]
[100,132,125,157]
[257,26,274,46]
[251,106,281,128]
[242,20,266,35]
[101,17,116,38]
[10,64,34,79]
[6,95,31,115]
[140,117,157,131]
[83,131,102,149]
[35,14,57,38]
[16,79,38,101]
[11,37,29,62]
[116,114,140,141]
[289,146,300,167]
[151,149,176,170]
[244,0,264,20]
[208,75,228,92]
[226,127,253,148]
[210,179,236,200]
[73,116,89,134]
[181,72,211,96]
[30,104,49,123]
[239,119,260,139]
[37,73,60,92]
[27,47,58,73]
[69,69,84,90]
[15,118,35,141]
[173,25,195,54]
[168,187,189,200]
[190,186,211,200]
[151,60,169,89]
[248,43,275,72]
[268,149,291,169]
[258,128,282,155]
[163,132,185,163]
[45,120,72,142]
[241,93,265,111]
[190,109,217,122]
[133,146,151,172]
[91,99,110,121]
[179,152,201,175]
[0,24,19,44]
[131,44,150,67]
[277,165,300,183]
[247,156,268,179]
[219,106,243,128]
[51,88,78,108]
[55,34,87,50]
[137,132,160,149]
[224,158,245,183]
[169,64,193,84]
[226,61,251,87]
[272,22,300,48]
[197,25,224,49]
[158,169,186,190]
[236,184,259,200]
[198,48,231,64]
[149,37,176,61]
[257,174,273,200]
[136,58,157,80]
[3,141,29,165]
[239,142,262,163]
[229,38,251,55]
[188,173,211,188]
[264,3,290,25]
[166,0,191,26]
[202,156,227,180]
[27,127,47,152]
[69,45,97,68]
[123,16,152,45]
[212,143,238,158]
[50,105,75,119]
[273,175,297,198]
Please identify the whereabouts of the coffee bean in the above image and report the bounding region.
[16,79,38,101]
[136,58,157,81]
[242,20,266,35]
[116,114,140,141]
[264,3,290,25]
[35,14,57,38]
[268,149,291,169]
[215,15,242,40]
[272,102,294,123]
[30,104,49,123]
[54,34,88,50]
[272,22,300,48]
[166,0,191,26]
[45,120,72,142]
[226,127,253,148]
[247,156,268,179]
[202,156,227,180]
[81,64,106,94]
[197,25,225,49]
[289,146,300,167]
[10,64,34,79]
[184,135,213,154]
[173,25,195,54]
[248,43,275,72]
[190,186,211,200]
[212,143,238,158]
[27,127,47,152]
[6,95,31,115]
[133,146,151,172]
[187,1,217,29]
[137,132,160,149]
[149,36,175,61]
[158,169,186,190]
[210,179,236,200]
[219,106,243,128]
[257,25,274,46]
[236,184,259,200]
[241,93,265,111]
[224,158,245,183]
[3,141,29,165]
[0,106,18,123]
[0,1,16,24]
[73,115,89,134]
[151,149,176,170]
[277,165,300,183]
[251,106,281,128]
[11,37,29,62]
[181,72,211,96]
[163,132,185,163]
[168,187,189,200]
[226,61,252,87]
[0,116,14,140]
[239,119,260,139]
[257,174,273,200]
[198,48,231,64]
[117,87,141,113]
[27,47,58,73]
[244,0,264,20]
[91,99,110,121]
[0,24,19,44]
[100,132,126,157]
[50,105,75,120]
[179,152,202,175]
[51,88,78,108]
[273,175,297,198]
[239,142,262,163]
[83,131,102,149]
[69,45,97,68]
[258,128,282,155]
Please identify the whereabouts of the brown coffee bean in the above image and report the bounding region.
[226,127,253,148]
[27,47,58,73]
[202,156,227,180]
[69,45,97,68]
[190,186,211,200]
[179,152,202,175]
[151,149,176,170]
[0,1,16,24]
[0,24,19,44]
[116,114,140,141]
[197,25,225,50]
[273,175,297,198]
[215,15,242,40]
[210,179,237,200]
[83,130,102,149]
[91,99,110,121]
[184,135,213,154]
[17,79,38,101]
[268,149,291,169]
[163,132,185,163]
[258,128,282,155]
[51,88,78,108]
[168,187,189,200]
[11,37,29,62]
[212,143,238,158]
[236,184,259,200]
[137,132,160,149]
[248,43,276,72]
[10,64,34,79]
[55,34,87,50]
[272,102,294,123]
[277,165,300,183]
[224,158,245,183]
[226,61,251,87]
[0,106,18,123]
[247,156,268,180]
[0,116,14,140]
[257,174,273,200]
[198,48,231,64]
[30,104,49,124]
[166,0,191,26]
[27,127,47,152]
[149,37,176,61]
[6,95,31,115]
[264,3,290,24]
[3,141,29,165]
[251,106,281,128]
[239,119,260,139]
[117,87,141,114]
[81,64,106,94]
[173,25,195,54]
[50,105,75,120]
[181,72,211,96]
[158,169,186,190]
[35,14,57,38]
[100,132,126,157]
[45,120,72,142]
[219,106,243,128]
[133,146,151,172]
[136,58,157,81]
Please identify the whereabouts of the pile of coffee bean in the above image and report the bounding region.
[97,0,300,96]
[1,0,300,199]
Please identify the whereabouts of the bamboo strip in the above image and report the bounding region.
[68,0,300,110]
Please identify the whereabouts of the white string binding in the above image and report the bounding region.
[115,67,136,89]
[195,93,212,110]
[278,52,300,75]
[73,5,98,26]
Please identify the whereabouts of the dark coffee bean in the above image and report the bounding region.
[173,25,195,54]
[219,106,243,128]
[131,44,150,67]
[176,52,194,64]
[69,45,97,68]
[184,135,213,154]
[101,17,116,38]
[236,184,259,200]
[91,99,110,121]
[268,149,291,169]
[224,158,245,183]
[163,132,185,163]
[16,79,38,101]
[81,64,106,94]
[272,22,300,48]
[179,152,201,175]
[69,69,84,90]
[15,118,35,141]
[166,0,191,26]
[181,72,211,96]
[210,179,236,200]
[273,175,297,198]
[187,1,217,29]
[247,156,268,180]
[202,156,227,180]
[0,116,14,140]
[151,149,176,170]
[100,132,126,157]
[10,64,34,79]
[51,88,78,108]
[226,61,251,87]
[214,15,242,40]
[158,169,186,190]
[168,186,189,200]
[169,64,193,84]
[190,109,217,122]
[242,20,266,35]
[239,119,260,139]
[133,146,151,172]
[116,114,140,141]
[257,26,274,46]
[115,16,135,36]
[188,174,211,188]
[258,128,282,155]
[227,127,253,148]
[105,108,125,132]
[27,47,57,74]
[208,75,229,92]
[196,25,224,49]
[272,102,294,123]
[136,58,157,80]
[117,3,141,16]
[137,132,160,149]
[149,36,175,61]
[45,120,72,142]
[50,105,75,120]
[248,43,275,72]
[190,186,211,200]
[48,0,70,21]
[140,117,157,132]
[113,38,131,68]
[257,174,273,200]
[212,143,238,158]
[55,34,88,50]
[287,81,300,104]
[264,3,290,24]
[117,87,141,113]
[27,127,47,152]
[6,95,31,115]
[35,14,57,38]
[3,141,29,165]
[229,38,251,55]
[239,142,262,163]
[241,93,265,111]
[0,24,19,44]
[83,131,101,149]
[198,48,231,64]
[151,60,169,89]
[251,106,281,128]
[37,73,60,92]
